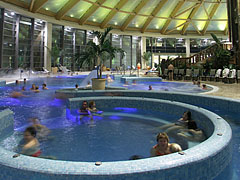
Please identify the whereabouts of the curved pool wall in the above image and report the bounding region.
[56,89,240,113]
[0,96,232,180]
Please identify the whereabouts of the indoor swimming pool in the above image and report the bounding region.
[0,75,238,180]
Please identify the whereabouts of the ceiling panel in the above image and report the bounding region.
[42,0,69,13]
[109,12,129,26]
[148,18,167,30]
[88,7,111,23]
[157,0,178,18]
[128,16,148,28]
[66,1,93,19]
[102,0,121,8]
[138,0,161,15]
[121,0,142,12]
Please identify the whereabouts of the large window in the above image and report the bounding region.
[18,16,32,69]
[122,36,131,69]
[33,19,45,70]
[63,27,74,69]
[52,24,63,66]
[2,10,16,68]
[111,34,121,69]
[132,36,141,68]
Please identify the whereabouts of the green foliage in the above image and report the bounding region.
[142,51,152,62]
[46,44,65,67]
[209,33,231,69]
[75,27,125,78]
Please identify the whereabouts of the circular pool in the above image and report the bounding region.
[0,95,232,180]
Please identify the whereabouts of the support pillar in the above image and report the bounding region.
[141,36,146,68]
[185,38,191,58]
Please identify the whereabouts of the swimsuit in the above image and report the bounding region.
[153,145,168,156]
[32,150,41,157]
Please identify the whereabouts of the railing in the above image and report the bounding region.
[172,44,219,68]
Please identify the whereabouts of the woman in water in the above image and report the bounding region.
[159,111,192,135]
[150,132,171,157]
[14,127,41,157]
[89,101,98,113]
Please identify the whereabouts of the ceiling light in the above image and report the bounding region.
[114,22,118,25]
[155,25,159,29]
[45,8,49,10]
[70,14,74,17]
[93,19,96,22]
[136,24,139,27]
[10,12,15,16]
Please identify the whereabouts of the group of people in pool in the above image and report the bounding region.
[11,79,48,98]
[78,100,102,123]
[150,111,206,157]
[192,80,207,90]
[13,118,50,158]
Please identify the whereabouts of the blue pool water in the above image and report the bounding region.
[109,79,209,93]
[0,75,238,179]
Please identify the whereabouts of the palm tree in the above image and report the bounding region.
[210,33,231,69]
[76,27,125,78]
[142,51,152,67]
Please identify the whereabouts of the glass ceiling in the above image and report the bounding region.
[6,0,228,36]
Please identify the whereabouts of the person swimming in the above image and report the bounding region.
[42,83,48,90]
[148,85,153,90]
[13,126,41,157]
[30,118,50,140]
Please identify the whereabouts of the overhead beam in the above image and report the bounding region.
[165,21,189,34]
[56,0,80,20]
[31,0,48,13]
[141,0,168,33]
[174,3,200,18]
[181,3,202,35]
[100,0,128,29]
[79,0,106,25]
[202,1,221,35]
[120,0,150,31]
[29,0,35,11]
[161,1,185,34]
[191,21,202,35]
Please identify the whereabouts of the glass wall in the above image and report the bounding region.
[2,9,16,68]
[63,27,74,69]
[52,24,63,67]
[33,19,45,70]
[132,36,141,68]
[111,34,121,69]
[122,36,131,69]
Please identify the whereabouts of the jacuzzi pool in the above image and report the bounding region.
[0,76,237,180]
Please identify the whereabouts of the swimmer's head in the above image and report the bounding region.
[24,126,37,140]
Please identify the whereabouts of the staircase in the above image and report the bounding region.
[171,44,235,68]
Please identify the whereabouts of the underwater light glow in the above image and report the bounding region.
[114,107,138,113]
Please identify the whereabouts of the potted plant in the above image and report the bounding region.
[76,27,125,90]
